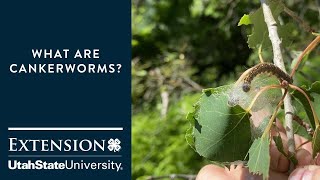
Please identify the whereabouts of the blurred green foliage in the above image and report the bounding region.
[132,0,258,114]
[132,94,207,179]
[132,0,320,179]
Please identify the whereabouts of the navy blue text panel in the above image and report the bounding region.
[0,1,131,180]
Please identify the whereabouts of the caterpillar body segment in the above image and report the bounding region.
[242,63,292,92]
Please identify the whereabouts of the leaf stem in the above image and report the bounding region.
[296,140,311,150]
[290,36,320,77]
[283,6,314,33]
[258,44,264,63]
[262,89,288,138]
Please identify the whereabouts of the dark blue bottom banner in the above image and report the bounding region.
[5,127,130,179]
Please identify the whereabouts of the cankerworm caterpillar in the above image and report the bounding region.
[242,63,293,92]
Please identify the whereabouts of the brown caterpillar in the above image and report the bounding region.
[242,63,293,92]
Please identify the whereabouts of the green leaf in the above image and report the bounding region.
[247,1,284,49]
[229,74,282,113]
[295,57,320,86]
[248,136,270,180]
[312,126,320,158]
[290,51,305,70]
[238,14,251,26]
[278,22,296,47]
[312,32,320,36]
[247,7,270,49]
[309,81,320,94]
[292,86,316,130]
[311,93,320,127]
[186,111,196,150]
[292,81,320,130]
[190,0,204,17]
[273,135,298,165]
[293,120,312,140]
[242,1,294,49]
[187,85,252,162]
[273,135,286,156]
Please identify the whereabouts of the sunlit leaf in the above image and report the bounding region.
[187,85,252,162]
[238,14,251,26]
[312,32,320,36]
[190,0,204,17]
[241,1,294,49]
[228,74,282,114]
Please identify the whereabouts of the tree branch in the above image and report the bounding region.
[283,6,314,33]
[259,0,296,159]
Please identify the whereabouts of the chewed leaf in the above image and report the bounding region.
[312,126,320,158]
[186,112,196,150]
[246,1,284,49]
[241,1,294,49]
[228,74,282,113]
[187,85,252,162]
[248,136,270,180]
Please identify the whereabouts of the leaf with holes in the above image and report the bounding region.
[239,1,294,49]
[248,136,270,180]
[186,85,252,162]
